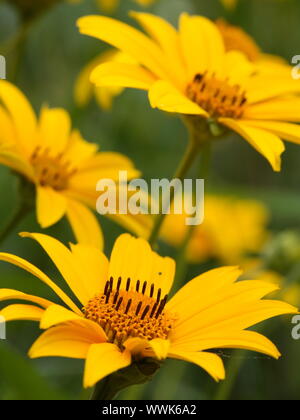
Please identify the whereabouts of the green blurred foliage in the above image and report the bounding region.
[0,0,299,400]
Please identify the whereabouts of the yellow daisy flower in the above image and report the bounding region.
[0,233,297,390]
[0,81,141,248]
[161,196,269,265]
[78,13,300,171]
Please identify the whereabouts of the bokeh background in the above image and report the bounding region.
[0,0,300,400]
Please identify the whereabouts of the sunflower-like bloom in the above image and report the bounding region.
[78,13,300,171]
[161,196,269,265]
[0,233,297,388]
[0,81,141,248]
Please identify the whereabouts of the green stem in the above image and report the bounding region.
[149,138,201,248]
[0,202,31,246]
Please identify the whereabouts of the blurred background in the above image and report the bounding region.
[0,0,300,400]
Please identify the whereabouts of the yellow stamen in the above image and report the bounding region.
[30,146,77,190]
[186,72,247,119]
[83,277,175,349]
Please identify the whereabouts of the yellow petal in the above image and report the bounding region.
[64,130,98,167]
[0,81,37,155]
[77,15,168,79]
[66,199,104,250]
[243,120,300,145]
[124,337,170,360]
[20,232,95,306]
[168,349,225,382]
[179,13,225,79]
[167,266,242,315]
[38,107,71,155]
[246,79,300,104]
[0,146,34,180]
[0,304,44,322]
[29,324,102,360]
[0,106,16,146]
[131,12,186,88]
[39,305,107,343]
[91,62,156,90]
[109,234,175,297]
[149,80,208,115]
[0,289,53,308]
[244,97,300,123]
[220,118,285,172]
[0,251,80,314]
[84,343,131,388]
[171,330,281,359]
[70,243,109,297]
[36,186,67,229]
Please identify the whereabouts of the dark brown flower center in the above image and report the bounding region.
[83,277,175,349]
[186,72,247,119]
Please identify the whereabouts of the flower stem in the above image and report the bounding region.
[149,138,201,248]
[0,178,34,246]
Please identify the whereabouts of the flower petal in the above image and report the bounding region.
[20,232,95,306]
[149,80,208,115]
[77,15,168,79]
[38,107,71,155]
[84,343,131,388]
[0,289,53,308]
[36,186,67,229]
[0,304,44,322]
[179,13,225,79]
[0,81,37,155]
[29,324,102,360]
[66,199,104,250]
[168,349,225,382]
[170,330,281,359]
[220,118,285,172]
[109,234,175,296]
[91,62,156,90]
[0,252,80,314]
[243,120,300,145]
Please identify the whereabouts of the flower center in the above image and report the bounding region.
[30,146,77,191]
[83,277,175,349]
[186,72,247,119]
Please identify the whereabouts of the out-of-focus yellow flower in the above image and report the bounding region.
[241,259,300,308]
[220,0,238,10]
[97,0,157,13]
[161,196,270,265]
[78,13,300,172]
[0,233,297,388]
[75,50,134,109]
[216,19,291,77]
[0,81,143,248]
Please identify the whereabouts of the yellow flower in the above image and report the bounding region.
[78,12,300,171]
[0,81,141,248]
[220,0,238,10]
[0,233,297,388]
[161,196,270,265]
[216,19,291,77]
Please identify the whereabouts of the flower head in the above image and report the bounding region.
[0,81,141,247]
[0,233,296,388]
[78,13,300,171]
